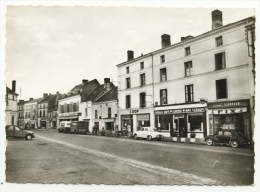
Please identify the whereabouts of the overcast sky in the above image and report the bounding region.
[6,6,254,101]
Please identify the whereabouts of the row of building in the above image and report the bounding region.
[5,10,255,140]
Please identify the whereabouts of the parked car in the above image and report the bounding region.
[204,129,251,148]
[6,125,35,140]
[69,121,89,134]
[58,121,71,133]
[133,127,164,141]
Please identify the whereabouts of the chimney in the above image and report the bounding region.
[82,79,88,85]
[212,10,223,30]
[104,78,111,90]
[127,50,134,61]
[12,80,16,93]
[181,35,194,42]
[43,93,48,98]
[104,78,110,84]
[56,91,60,95]
[161,34,171,48]
[29,98,33,101]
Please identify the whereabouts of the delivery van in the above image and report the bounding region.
[58,121,71,133]
[69,121,89,134]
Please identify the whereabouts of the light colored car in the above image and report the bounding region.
[133,127,164,141]
[6,125,35,140]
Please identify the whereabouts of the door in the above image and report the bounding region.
[215,130,225,143]
[142,127,149,138]
[223,131,232,144]
[13,126,24,138]
[6,126,14,137]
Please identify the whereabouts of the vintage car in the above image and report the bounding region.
[204,129,251,148]
[133,127,164,141]
[6,125,35,140]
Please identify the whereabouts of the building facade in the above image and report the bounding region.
[17,100,25,126]
[117,10,255,140]
[5,80,18,126]
[24,98,42,129]
[38,93,49,129]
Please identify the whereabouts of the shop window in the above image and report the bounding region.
[140,92,146,108]
[160,68,167,82]
[126,95,131,109]
[185,47,190,56]
[215,52,226,70]
[185,84,194,103]
[126,77,131,89]
[126,66,129,74]
[216,36,223,46]
[108,107,111,118]
[140,62,144,69]
[140,73,145,86]
[156,115,172,131]
[95,110,98,119]
[160,55,165,63]
[188,113,203,131]
[216,79,228,99]
[160,89,167,105]
[184,61,193,77]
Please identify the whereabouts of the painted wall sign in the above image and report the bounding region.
[208,100,249,109]
[155,107,205,114]
[58,112,80,117]
[129,109,139,114]
[212,107,247,114]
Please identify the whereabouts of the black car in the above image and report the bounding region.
[205,129,251,148]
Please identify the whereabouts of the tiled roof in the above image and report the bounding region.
[6,87,18,96]
[24,98,43,104]
[80,79,100,102]
[95,86,118,102]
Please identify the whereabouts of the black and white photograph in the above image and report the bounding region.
[0,1,259,192]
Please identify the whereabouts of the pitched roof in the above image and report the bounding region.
[48,94,61,111]
[24,98,43,104]
[95,86,118,102]
[80,79,100,102]
[6,87,18,96]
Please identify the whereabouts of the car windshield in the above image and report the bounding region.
[14,126,21,131]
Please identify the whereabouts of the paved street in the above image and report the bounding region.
[6,130,254,185]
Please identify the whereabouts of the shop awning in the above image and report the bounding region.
[136,114,150,121]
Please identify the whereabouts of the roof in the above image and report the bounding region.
[48,94,61,111]
[83,82,117,102]
[6,87,18,96]
[116,16,255,67]
[39,96,49,104]
[95,86,118,102]
[24,98,42,104]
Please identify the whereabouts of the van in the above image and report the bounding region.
[58,121,71,133]
[70,121,89,134]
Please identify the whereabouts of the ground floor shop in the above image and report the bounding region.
[119,108,154,133]
[207,99,252,138]
[154,103,207,138]
[24,119,37,129]
[57,112,80,127]
[92,118,117,132]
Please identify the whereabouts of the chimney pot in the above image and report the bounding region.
[127,50,134,61]
[104,78,110,84]
[82,79,88,85]
[212,9,223,30]
[161,34,171,48]
[12,80,16,93]
[30,98,33,101]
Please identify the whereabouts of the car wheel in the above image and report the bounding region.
[206,139,213,146]
[25,134,32,140]
[147,135,152,141]
[134,134,138,140]
[230,140,239,148]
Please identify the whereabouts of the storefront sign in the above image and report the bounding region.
[155,107,205,114]
[129,109,139,114]
[208,100,249,109]
[173,114,184,119]
[58,112,80,118]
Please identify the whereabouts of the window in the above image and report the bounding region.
[140,73,145,86]
[184,61,193,77]
[185,47,190,56]
[188,113,203,131]
[43,110,45,117]
[216,79,228,99]
[108,107,111,118]
[95,110,98,119]
[67,104,70,112]
[185,84,194,103]
[126,77,131,89]
[215,52,226,70]
[160,55,165,63]
[160,68,167,82]
[126,66,129,74]
[76,102,79,111]
[160,89,167,105]
[216,36,223,46]
[73,103,77,112]
[40,111,42,117]
[126,95,131,108]
[140,62,144,69]
[140,92,146,107]
[85,108,88,117]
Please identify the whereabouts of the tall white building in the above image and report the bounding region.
[5,80,18,126]
[117,10,255,140]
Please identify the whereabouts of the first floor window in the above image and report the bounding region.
[108,107,111,118]
[126,95,131,108]
[216,79,228,99]
[140,92,146,107]
[95,110,98,119]
[185,84,194,102]
[160,89,167,105]
[85,108,88,117]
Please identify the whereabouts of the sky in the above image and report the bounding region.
[5,6,255,101]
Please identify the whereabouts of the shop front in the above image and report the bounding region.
[207,99,251,137]
[58,112,81,125]
[119,107,153,132]
[154,103,207,138]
